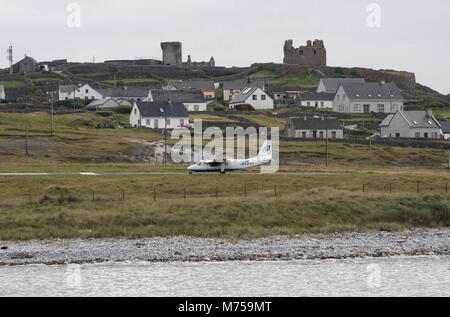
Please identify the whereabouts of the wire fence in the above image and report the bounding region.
[0,181,449,207]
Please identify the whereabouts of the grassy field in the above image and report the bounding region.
[0,81,26,88]
[0,169,449,240]
[271,74,320,87]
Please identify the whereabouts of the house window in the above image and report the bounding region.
[85,89,89,93]
[261,95,266,100]
[320,101,324,107]
[319,131,324,138]
[180,119,184,126]
[307,102,310,107]
[315,102,319,107]
[377,104,385,112]
[339,105,344,112]
[134,109,137,115]
[391,104,398,112]
[302,131,307,138]
[415,132,420,138]
[167,119,171,125]
[252,95,257,100]
[353,104,360,111]
[431,132,438,138]
[332,131,337,139]
[146,119,150,126]
[194,105,199,111]
[424,132,429,138]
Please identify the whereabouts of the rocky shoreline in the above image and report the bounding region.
[0,228,448,266]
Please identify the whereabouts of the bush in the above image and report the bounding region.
[96,111,113,117]
[235,104,255,112]
[334,67,344,75]
[114,105,133,114]
[213,105,225,111]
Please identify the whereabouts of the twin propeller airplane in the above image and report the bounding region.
[187,141,273,173]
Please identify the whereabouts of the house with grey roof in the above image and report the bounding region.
[333,81,404,114]
[229,87,274,110]
[148,89,211,111]
[223,79,265,101]
[300,92,335,108]
[380,110,441,139]
[12,55,40,74]
[163,80,216,100]
[0,85,5,100]
[439,121,450,140]
[129,101,189,129]
[285,116,343,139]
[59,84,103,101]
[98,86,151,101]
[86,98,120,110]
[317,78,365,93]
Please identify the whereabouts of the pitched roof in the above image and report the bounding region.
[381,111,440,128]
[151,89,205,103]
[301,92,335,101]
[59,84,78,94]
[340,82,403,101]
[439,121,450,133]
[99,86,150,98]
[223,79,265,90]
[288,117,342,130]
[135,101,188,118]
[169,80,215,92]
[229,87,259,104]
[86,98,119,108]
[319,78,365,92]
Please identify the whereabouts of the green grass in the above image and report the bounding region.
[383,71,412,76]
[32,78,63,82]
[102,78,159,84]
[0,172,448,240]
[272,74,319,87]
[0,81,26,88]
[77,72,109,77]
[249,70,280,79]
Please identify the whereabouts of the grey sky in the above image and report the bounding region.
[1,0,449,94]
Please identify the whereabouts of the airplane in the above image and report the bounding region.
[187,141,272,174]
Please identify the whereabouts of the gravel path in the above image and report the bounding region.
[0,228,448,266]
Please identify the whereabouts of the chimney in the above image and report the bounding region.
[168,98,172,104]
[426,109,432,117]
[321,115,324,121]
[304,115,307,121]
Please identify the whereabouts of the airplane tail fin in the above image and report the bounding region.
[258,140,272,160]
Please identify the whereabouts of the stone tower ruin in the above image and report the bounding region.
[283,39,326,67]
[161,42,182,67]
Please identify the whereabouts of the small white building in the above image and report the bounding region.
[229,87,274,110]
[300,92,335,108]
[148,89,209,111]
[380,110,441,139]
[86,98,120,110]
[59,84,103,101]
[0,85,5,100]
[130,101,189,129]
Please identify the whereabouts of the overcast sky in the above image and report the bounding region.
[0,0,449,94]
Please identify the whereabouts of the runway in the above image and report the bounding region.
[0,172,335,176]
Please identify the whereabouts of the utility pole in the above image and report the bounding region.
[25,122,29,162]
[369,136,372,161]
[326,128,329,167]
[48,91,54,136]
[160,107,168,165]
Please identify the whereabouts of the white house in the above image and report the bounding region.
[300,92,335,108]
[147,89,209,111]
[440,121,450,140]
[129,101,189,129]
[59,84,103,101]
[333,82,404,114]
[0,85,5,100]
[229,87,274,110]
[317,78,365,93]
[380,110,441,139]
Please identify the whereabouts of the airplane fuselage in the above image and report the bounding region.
[188,157,270,173]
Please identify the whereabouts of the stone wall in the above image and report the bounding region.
[161,42,182,67]
[283,39,327,67]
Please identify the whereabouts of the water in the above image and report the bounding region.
[1,256,449,297]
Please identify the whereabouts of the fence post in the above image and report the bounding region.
[122,190,125,201]
[363,184,365,193]
[274,186,277,197]
[244,185,246,197]
[154,188,156,201]
[417,182,420,193]
[184,188,186,201]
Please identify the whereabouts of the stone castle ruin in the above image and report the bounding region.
[161,42,183,67]
[283,39,326,67]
